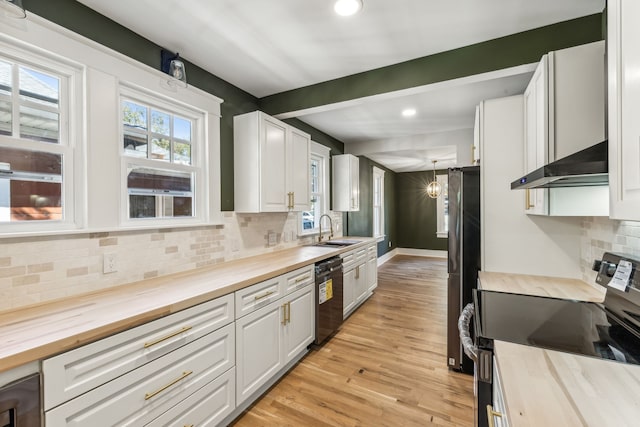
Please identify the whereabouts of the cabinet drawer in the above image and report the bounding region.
[43,294,234,410]
[46,323,235,427]
[147,367,235,427]
[235,276,282,319]
[282,265,314,295]
[367,244,377,258]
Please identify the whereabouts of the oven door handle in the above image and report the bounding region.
[458,302,478,362]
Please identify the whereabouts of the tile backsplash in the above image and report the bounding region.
[0,211,342,311]
[581,216,640,282]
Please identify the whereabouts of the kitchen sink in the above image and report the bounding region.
[312,239,360,247]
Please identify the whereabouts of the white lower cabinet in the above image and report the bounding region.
[235,283,314,405]
[148,367,235,427]
[46,323,235,426]
[343,242,377,320]
[235,298,284,405]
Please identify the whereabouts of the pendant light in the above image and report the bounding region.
[0,0,26,18]
[334,0,363,16]
[426,160,442,199]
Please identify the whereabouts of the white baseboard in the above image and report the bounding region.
[396,248,448,258]
[377,248,398,266]
[377,248,447,266]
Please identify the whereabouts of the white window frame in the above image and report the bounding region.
[298,141,330,236]
[436,174,449,238]
[119,85,206,227]
[372,166,385,239]
[0,37,84,235]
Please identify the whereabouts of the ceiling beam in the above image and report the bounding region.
[259,13,603,116]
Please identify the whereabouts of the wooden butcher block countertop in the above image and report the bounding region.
[494,340,640,426]
[479,271,606,302]
[0,237,375,373]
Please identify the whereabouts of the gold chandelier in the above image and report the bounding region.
[426,160,441,199]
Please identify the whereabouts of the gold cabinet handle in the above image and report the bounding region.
[525,189,535,209]
[286,301,291,324]
[295,275,310,283]
[471,145,476,164]
[281,303,288,325]
[144,326,192,348]
[291,191,295,208]
[145,370,193,400]
[185,425,194,427]
[355,265,360,280]
[486,405,503,427]
[254,290,275,301]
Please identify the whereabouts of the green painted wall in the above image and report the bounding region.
[346,157,396,257]
[395,170,448,251]
[260,13,603,116]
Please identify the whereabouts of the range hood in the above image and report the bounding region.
[510,141,608,189]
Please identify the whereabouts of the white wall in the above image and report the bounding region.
[480,95,582,278]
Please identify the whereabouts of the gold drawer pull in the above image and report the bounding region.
[145,370,193,400]
[295,275,310,283]
[254,290,275,301]
[185,425,194,427]
[286,301,291,324]
[486,404,503,427]
[282,303,287,325]
[144,326,192,348]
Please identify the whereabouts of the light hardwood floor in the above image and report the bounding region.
[232,255,474,426]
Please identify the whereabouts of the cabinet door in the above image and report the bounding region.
[235,300,283,405]
[343,267,356,319]
[282,285,314,365]
[609,0,640,220]
[289,128,311,211]
[367,251,378,293]
[349,155,360,211]
[260,116,288,211]
[354,262,368,304]
[523,58,549,215]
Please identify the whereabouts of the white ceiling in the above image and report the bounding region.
[77,0,605,172]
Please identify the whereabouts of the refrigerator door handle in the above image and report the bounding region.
[458,303,478,362]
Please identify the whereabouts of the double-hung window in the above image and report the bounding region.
[372,166,385,238]
[299,142,330,235]
[120,87,204,223]
[0,49,81,232]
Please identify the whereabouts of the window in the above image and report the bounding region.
[372,166,385,238]
[120,87,203,223]
[0,49,81,231]
[299,142,330,235]
[436,174,449,238]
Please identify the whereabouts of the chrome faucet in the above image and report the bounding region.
[318,214,334,242]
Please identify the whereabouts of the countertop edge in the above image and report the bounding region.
[0,237,377,373]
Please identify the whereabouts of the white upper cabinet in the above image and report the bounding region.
[332,154,360,212]
[522,41,608,216]
[608,0,640,220]
[234,111,310,213]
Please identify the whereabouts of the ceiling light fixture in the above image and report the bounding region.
[402,108,416,117]
[334,0,363,17]
[0,0,26,18]
[426,160,442,199]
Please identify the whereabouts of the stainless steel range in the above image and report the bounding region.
[460,252,640,427]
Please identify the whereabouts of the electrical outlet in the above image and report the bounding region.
[268,232,277,246]
[103,253,117,274]
[388,241,392,248]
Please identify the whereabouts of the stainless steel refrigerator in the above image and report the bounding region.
[447,166,480,375]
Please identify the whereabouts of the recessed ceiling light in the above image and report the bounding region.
[402,108,417,117]
[334,0,363,17]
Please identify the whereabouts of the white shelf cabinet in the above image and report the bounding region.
[234,268,314,406]
[608,0,640,220]
[234,111,310,212]
[332,154,360,211]
[522,41,608,216]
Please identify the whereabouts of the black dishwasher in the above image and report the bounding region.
[0,374,40,426]
[315,256,344,345]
